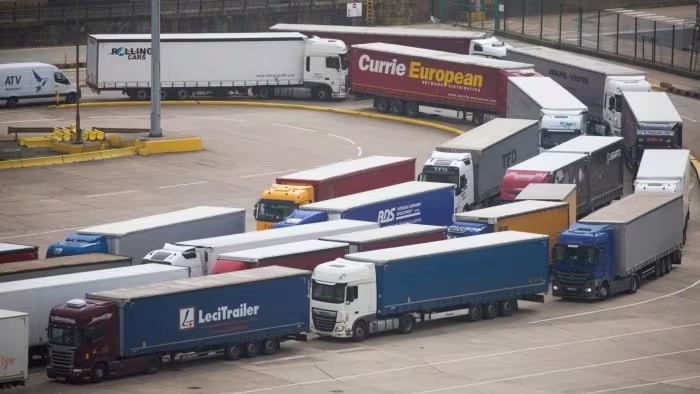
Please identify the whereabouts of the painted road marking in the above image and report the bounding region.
[529,279,700,324]
[681,116,698,123]
[240,169,300,179]
[158,181,208,189]
[327,133,362,156]
[87,115,149,119]
[228,322,700,393]
[84,190,139,198]
[580,375,700,394]
[0,227,84,240]
[410,348,700,394]
[175,115,244,122]
[0,118,63,124]
[273,123,318,133]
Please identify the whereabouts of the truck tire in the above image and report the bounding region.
[374,97,390,113]
[398,313,415,334]
[664,256,672,274]
[262,338,278,355]
[159,90,168,101]
[598,282,610,300]
[390,99,405,115]
[351,320,369,342]
[5,97,18,109]
[467,304,483,322]
[244,342,260,358]
[224,343,242,360]
[498,299,516,316]
[144,355,161,374]
[654,260,663,278]
[405,101,419,117]
[482,302,498,320]
[257,87,273,99]
[135,89,149,101]
[65,92,77,104]
[176,89,189,100]
[90,362,107,383]
[314,87,331,101]
[626,275,640,294]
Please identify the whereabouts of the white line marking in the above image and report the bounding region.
[580,375,700,394]
[240,169,299,179]
[273,123,317,133]
[681,116,698,123]
[356,146,363,157]
[228,322,700,393]
[157,181,208,189]
[529,279,700,324]
[410,348,700,394]
[0,227,84,240]
[175,115,244,122]
[87,115,149,119]
[250,355,308,365]
[0,118,63,124]
[327,133,356,145]
[84,190,138,198]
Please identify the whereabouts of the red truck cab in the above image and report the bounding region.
[501,171,551,202]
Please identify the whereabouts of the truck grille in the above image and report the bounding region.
[49,346,75,374]
[312,308,337,333]
[554,271,590,286]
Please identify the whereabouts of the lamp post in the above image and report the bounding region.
[150,0,163,137]
[74,0,82,144]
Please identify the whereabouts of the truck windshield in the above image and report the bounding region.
[312,280,346,304]
[540,130,580,149]
[420,173,459,187]
[340,53,349,70]
[48,325,85,346]
[255,199,297,222]
[553,244,598,265]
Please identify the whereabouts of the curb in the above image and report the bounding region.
[657,82,700,99]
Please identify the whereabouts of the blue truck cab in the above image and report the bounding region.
[46,233,108,258]
[446,222,493,238]
[273,210,329,228]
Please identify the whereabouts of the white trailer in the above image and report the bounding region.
[143,219,379,277]
[0,264,189,361]
[0,309,28,388]
[86,32,349,101]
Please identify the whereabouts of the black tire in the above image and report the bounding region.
[144,355,161,374]
[6,97,18,109]
[224,343,242,361]
[406,101,420,117]
[664,257,672,274]
[626,275,640,294]
[176,89,189,100]
[390,99,405,115]
[244,342,260,358]
[498,299,516,317]
[262,338,278,355]
[65,92,77,104]
[257,87,273,99]
[467,304,483,322]
[314,87,331,101]
[159,90,168,101]
[598,282,610,300]
[351,320,369,342]
[136,89,149,101]
[374,97,390,113]
[482,302,498,320]
[90,362,107,383]
[398,313,415,334]
[654,260,663,278]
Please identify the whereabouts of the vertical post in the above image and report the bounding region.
[596,9,600,51]
[634,17,638,58]
[539,0,543,39]
[615,13,620,55]
[577,7,582,47]
[12,2,16,22]
[558,1,562,44]
[690,25,698,72]
[520,0,524,35]
[652,21,657,62]
[671,25,676,67]
[74,0,82,144]
[494,0,500,31]
[151,0,162,138]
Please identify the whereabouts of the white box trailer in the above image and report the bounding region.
[143,219,379,277]
[0,309,28,388]
[86,32,349,101]
[0,264,189,361]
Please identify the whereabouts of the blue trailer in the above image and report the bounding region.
[275,181,455,228]
[46,266,310,382]
[310,231,549,341]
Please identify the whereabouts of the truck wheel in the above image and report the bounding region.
[654,261,663,278]
[390,99,405,115]
[498,299,517,316]
[224,343,242,360]
[351,320,368,342]
[257,87,273,99]
[144,355,161,374]
[65,92,77,104]
[176,89,189,100]
[405,101,420,117]
[262,338,278,355]
[135,89,149,101]
[664,257,672,274]
[398,313,415,334]
[467,304,483,322]
[314,87,331,101]
[626,275,640,294]
[482,302,498,320]
[374,97,390,113]
[5,97,18,109]
[598,282,610,300]
[90,362,107,383]
[159,90,168,101]
[244,342,259,358]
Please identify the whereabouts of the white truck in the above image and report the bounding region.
[0,309,28,389]
[506,76,589,152]
[86,32,349,101]
[506,46,651,137]
[417,118,540,212]
[1,62,78,108]
[634,149,692,244]
[0,264,189,362]
[142,219,378,277]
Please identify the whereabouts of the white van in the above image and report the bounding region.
[1,62,79,108]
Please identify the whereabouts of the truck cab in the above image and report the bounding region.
[273,210,329,228]
[254,185,314,230]
[470,36,510,58]
[447,222,491,238]
[142,244,201,276]
[604,77,651,136]
[46,234,108,258]
[310,259,376,339]
[417,151,470,212]
[551,223,612,299]
[303,36,349,100]
[539,110,587,152]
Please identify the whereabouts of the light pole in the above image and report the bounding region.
[150,0,163,137]
[74,0,82,144]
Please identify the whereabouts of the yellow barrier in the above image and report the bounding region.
[20,155,64,168]
[138,138,203,156]
[62,151,104,164]
[19,136,53,148]
[100,148,138,159]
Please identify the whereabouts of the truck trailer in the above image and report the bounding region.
[319,223,447,253]
[515,183,577,225]
[349,43,538,124]
[552,193,683,300]
[0,264,189,361]
[46,206,245,260]
[86,33,348,101]
[0,242,38,264]
[254,156,416,230]
[506,76,589,151]
[269,23,510,58]
[310,231,549,341]
[621,91,683,170]
[142,219,378,277]
[505,46,651,136]
[546,136,625,214]
[417,118,540,212]
[212,239,350,274]
[47,266,311,383]
[634,149,692,244]
[0,309,28,389]
[0,253,131,283]
[276,181,455,227]
[448,200,570,264]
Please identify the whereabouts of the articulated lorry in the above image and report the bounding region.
[47,266,311,383]
[310,231,550,341]
[634,149,692,244]
[269,23,510,58]
[621,91,683,170]
[552,193,683,300]
[0,309,28,389]
[320,223,447,253]
[254,156,415,230]
[448,200,570,263]
[143,219,378,277]
[0,242,38,264]
[276,181,455,227]
[506,46,651,136]
[87,32,348,101]
[506,76,589,151]
[417,118,540,212]
[46,206,245,260]
[0,264,189,362]
[0,253,131,283]
[349,43,538,124]
[515,183,578,225]
[213,240,350,273]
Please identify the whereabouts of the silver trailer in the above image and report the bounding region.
[0,253,132,283]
